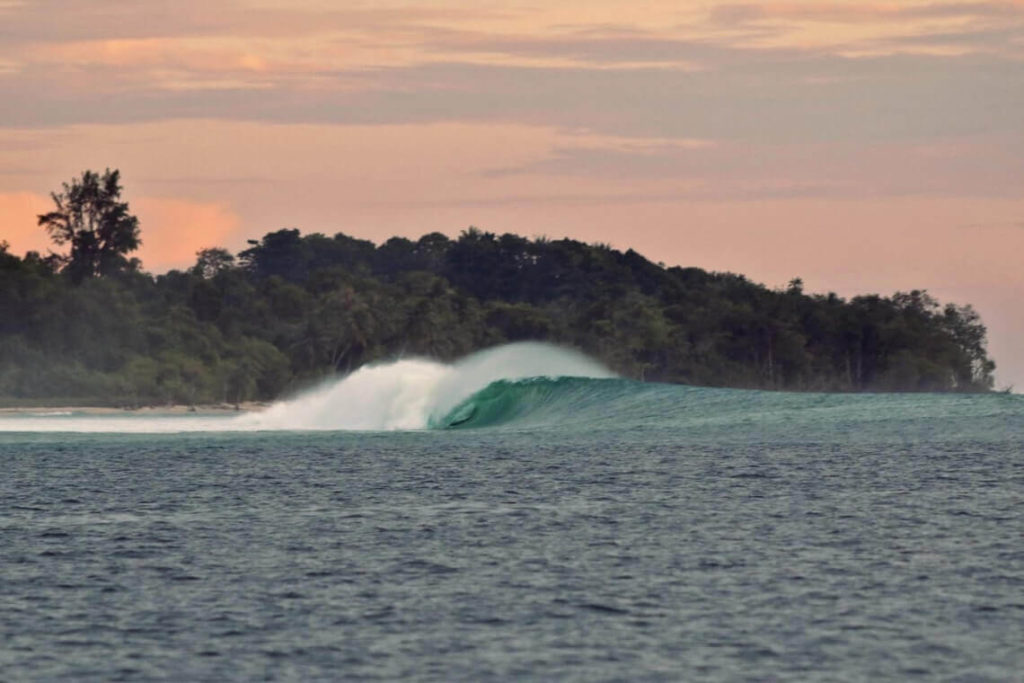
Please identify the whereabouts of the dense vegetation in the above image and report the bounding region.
[0,171,996,406]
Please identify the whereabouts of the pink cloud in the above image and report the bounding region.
[710,1,1024,24]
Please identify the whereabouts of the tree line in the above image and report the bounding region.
[0,170,996,406]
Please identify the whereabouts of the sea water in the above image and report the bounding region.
[1,344,1022,681]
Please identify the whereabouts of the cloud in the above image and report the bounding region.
[0,2,486,43]
[847,25,1024,56]
[3,52,1022,150]
[704,2,1024,56]
[0,0,1020,150]
[710,2,1024,25]
[479,133,1024,200]
[1,6,1021,150]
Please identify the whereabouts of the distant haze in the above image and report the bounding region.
[1,1,1022,388]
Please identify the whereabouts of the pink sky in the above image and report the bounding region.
[1,1,1022,388]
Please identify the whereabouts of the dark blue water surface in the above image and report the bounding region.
[2,387,1023,681]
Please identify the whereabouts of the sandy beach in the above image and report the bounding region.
[0,402,270,416]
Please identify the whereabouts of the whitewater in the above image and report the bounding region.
[0,343,614,433]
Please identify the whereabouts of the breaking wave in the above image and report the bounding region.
[236,341,614,431]
[0,343,615,433]
[2,342,1020,435]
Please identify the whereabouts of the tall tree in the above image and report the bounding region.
[38,169,141,282]
[192,248,236,279]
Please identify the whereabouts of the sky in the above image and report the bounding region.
[1,0,1022,388]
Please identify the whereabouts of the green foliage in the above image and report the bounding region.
[0,220,997,405]
[37,169,141,282]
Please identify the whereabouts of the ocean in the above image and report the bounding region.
[2,344,1023,681]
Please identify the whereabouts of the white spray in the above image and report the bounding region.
[237,342,614,431]
[0,343,614,433]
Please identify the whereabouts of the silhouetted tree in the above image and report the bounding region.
[192,248,235,279]
[38,169,141,283]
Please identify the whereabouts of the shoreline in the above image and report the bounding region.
[0,402,270,416]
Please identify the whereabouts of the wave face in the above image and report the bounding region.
[437,376,1024,435]
[433,377,637,429]
[234,342,615,431]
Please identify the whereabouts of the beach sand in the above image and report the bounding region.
[0,402,269,416]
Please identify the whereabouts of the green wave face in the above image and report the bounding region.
[432,376,651,429]
[431,375,1024,441]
